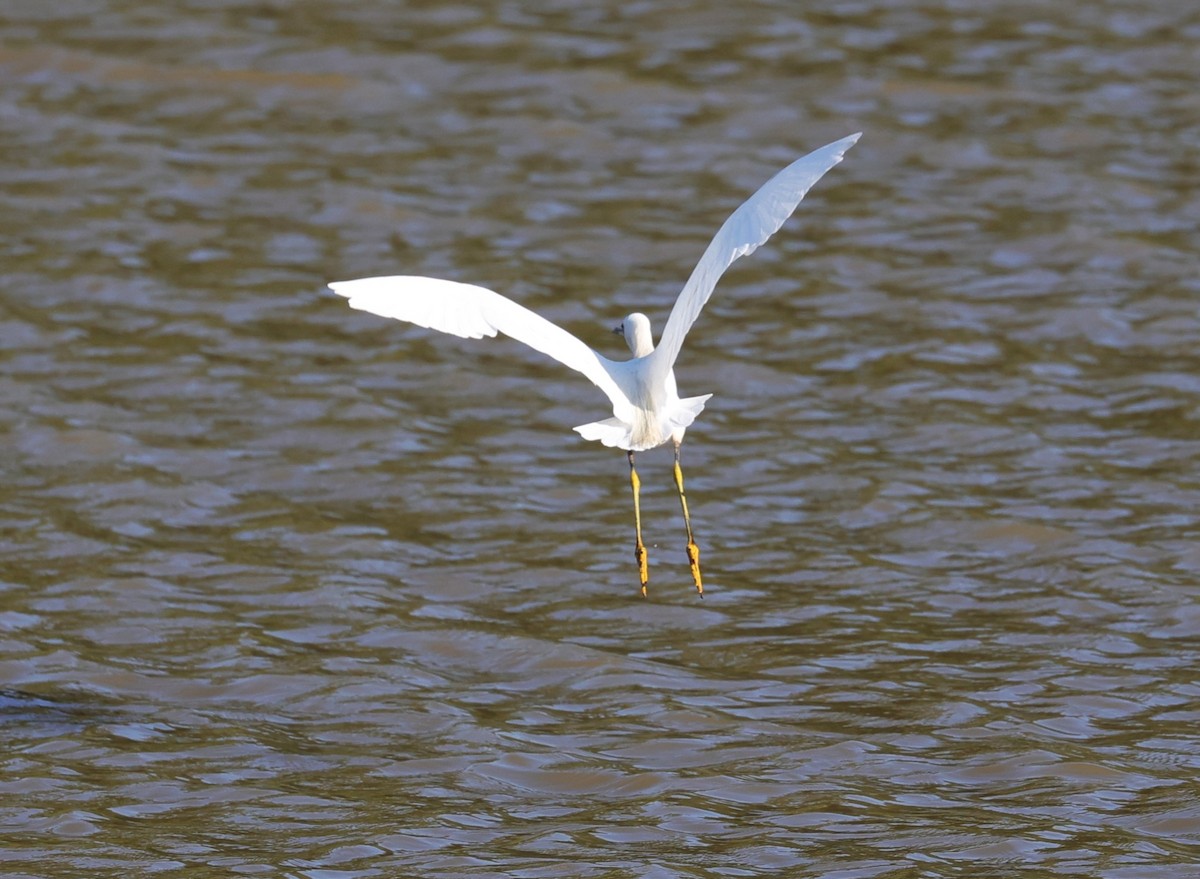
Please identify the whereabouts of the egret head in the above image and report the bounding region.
[613,312,654,358]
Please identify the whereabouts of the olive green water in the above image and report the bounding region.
[2,2,1199,876]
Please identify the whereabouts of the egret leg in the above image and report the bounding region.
[672,442,703,596]
[628,450,649,596]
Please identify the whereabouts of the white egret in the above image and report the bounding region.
[331,132,860,597]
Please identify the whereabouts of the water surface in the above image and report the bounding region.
[2,1,1199,876]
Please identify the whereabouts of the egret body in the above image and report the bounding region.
[330,132,860,596]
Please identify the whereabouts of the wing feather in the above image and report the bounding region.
[329,276,628,410]
[650,133,860,377]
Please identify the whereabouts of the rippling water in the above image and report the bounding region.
[3,1,1199,875]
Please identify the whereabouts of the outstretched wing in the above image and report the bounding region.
[649,132,861,377]
[330,276,628,409]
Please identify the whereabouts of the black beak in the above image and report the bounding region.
[612,323,623,335]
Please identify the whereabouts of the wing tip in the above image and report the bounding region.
[833,131,863,156]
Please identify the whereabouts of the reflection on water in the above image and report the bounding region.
[2,0,1199,875]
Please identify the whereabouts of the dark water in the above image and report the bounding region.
[2,1,1199,876]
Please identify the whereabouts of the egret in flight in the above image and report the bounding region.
[331,132,860,597]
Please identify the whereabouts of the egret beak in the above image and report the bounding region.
[612,323,624,336]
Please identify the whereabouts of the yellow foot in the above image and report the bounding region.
[686,542,703,596]
[636,543,649,597]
